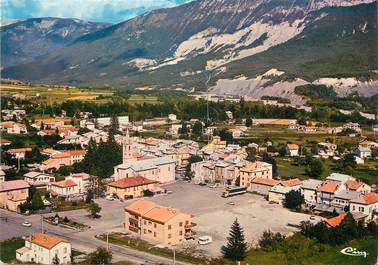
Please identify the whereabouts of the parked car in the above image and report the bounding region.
[209,183,219,188]
[198,235,213,245]
[227,201,235,206]
[22,221,32,227]
[105,195,115,201]
[310,215,316,220]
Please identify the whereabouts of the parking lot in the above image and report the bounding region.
[147,181,322,256]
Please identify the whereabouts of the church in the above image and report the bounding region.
[113,131,176,183]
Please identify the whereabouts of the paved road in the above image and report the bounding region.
[0,210,189,265]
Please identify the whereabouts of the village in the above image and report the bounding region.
[0,93,377,264]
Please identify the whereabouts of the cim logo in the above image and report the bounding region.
[340,247,368,258]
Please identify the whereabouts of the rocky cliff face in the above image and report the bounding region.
[2,0,377,98]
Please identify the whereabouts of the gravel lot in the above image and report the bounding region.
[148,181,323,256]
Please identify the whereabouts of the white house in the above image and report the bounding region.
[300,179,323,206]
[285,144,299,156]
[16,233,71,264]
[356,146,372,159]
[350,193,378,221]
[49,180,79,197]
[23,171,55,186]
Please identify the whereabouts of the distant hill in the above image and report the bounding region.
[0,17,111,68]
[2,0,377,98]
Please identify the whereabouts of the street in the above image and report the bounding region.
[0,209,189,265]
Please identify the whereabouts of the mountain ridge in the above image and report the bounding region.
[1,0,377,99]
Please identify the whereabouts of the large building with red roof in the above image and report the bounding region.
[124,200,195,245]
[108,176,157,199]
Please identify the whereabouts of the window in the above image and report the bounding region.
[64,247,67,254]
[179,222,183,227]
[185,221,189,225]
[359,207,364,212]
[154,232,156,237]
[168,234,171,239]
[144,229,147,234]
[144,220,147,225]
[168,225,172,230]
[179,231,183,236]
[149,221,152,225]
[154,223,157,228]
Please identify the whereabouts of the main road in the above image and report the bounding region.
[0,206,191,265]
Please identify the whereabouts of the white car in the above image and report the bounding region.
[22,221,32,227]
[198,236,212,245]
[105,195,114,201]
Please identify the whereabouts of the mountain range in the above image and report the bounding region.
[1,0,377,101]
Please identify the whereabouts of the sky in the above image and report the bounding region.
[1,0,192,24]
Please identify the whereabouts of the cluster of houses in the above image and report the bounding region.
[288,121,363,135]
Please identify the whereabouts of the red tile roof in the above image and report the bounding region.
[108,176,157,189]
[143,207,180,224]
[282,178,302,187]
[8,148,32,153]
[52,179,77,188]
[28,233,68,249]
[251,177,279,187]
[125,200,156,215]
[317,181,340,193]
[346,180,364,190]
[0,180,29,192]
[351,192,378,205]
[326,213,347,227]
[0,138,11,145]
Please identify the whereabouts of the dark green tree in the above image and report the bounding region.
[88,247,112,265]
[306,158,323,178]
[88,202,101,218]
[283,190,304,210]
[262,153,277,176]
[246,147,257,162]
[245,117,253,127]
[221,218,247,261]
[30,188,45,211]
[191,121,203,137]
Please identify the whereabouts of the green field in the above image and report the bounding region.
[0,238,24,264]
[242,236,377,265]
[0,84,114,104]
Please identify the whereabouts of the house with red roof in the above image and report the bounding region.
[316,181,344,206]
[7,148,32,159]
[108,176,157,200]
[49,180,79,197]
[41,149,86,170]
[0,179,29,212]
[345,179,371,194]
[124,200,195,245]
[0,121,27,134]
[350,192,378,221]
[16,233,71,264]
[325,213,347,228]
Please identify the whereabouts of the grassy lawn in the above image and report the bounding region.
[276,157,378,185]
[127,94,160,104]
[0,84,114,104]
[242,236,377,265]
[96,233,206,264]
[0,238,24,264]
[53,200,89,212]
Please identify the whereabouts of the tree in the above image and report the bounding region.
[88,202,101,218]
[283,190,304,210]
[88,247,112,265]
[246,147,256,162]
[341,153,357,170]
[245,117,253,127]
[306,158,323,178]
[221,218,247,261]
[30,188,45,211]
[52,254,60,265]
[85,189,94,204]
[258,230,285,251]
[191,121,203,137]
